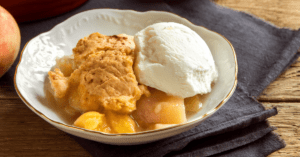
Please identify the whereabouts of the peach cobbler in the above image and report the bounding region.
[48,32,203,134]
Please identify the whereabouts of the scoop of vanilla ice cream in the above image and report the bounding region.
[134,22,218,98]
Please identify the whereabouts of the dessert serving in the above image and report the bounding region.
[47,22,218,134]
[15,9,237,144]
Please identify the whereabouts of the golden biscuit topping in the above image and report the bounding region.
[48,33,148,116]
[72,32,135,68]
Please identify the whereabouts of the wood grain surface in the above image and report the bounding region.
[0,0,299,156]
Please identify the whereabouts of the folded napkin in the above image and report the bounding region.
[10,0,300,156]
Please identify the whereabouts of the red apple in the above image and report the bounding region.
[0,5,21,78]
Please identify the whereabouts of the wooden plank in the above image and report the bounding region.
[213,0,300,30]
[259,58,300,101]
[263,103,300,157]
[0,79,19,99]
[0,99,91,157]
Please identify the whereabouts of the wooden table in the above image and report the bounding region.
[1,0,299,156]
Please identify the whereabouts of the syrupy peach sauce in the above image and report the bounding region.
[46,32,205,134]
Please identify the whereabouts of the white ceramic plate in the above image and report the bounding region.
[14,9,237,145]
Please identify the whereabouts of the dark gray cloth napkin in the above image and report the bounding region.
[4,0,300,156]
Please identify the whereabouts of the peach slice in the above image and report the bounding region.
[106,111,136,133]
[133,88,187,125]
[184,95,203,112]
[74,111,111,133]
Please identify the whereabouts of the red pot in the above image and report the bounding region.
[1,0,88,23]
